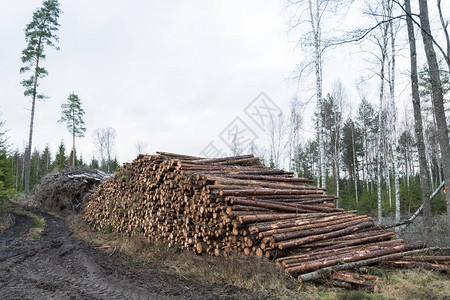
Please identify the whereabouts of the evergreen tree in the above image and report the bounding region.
[341,119,363,182]
[109,157,120,173]
[356,98,378,190]
[11,149,24,192]
[89,158,100,170]
[39,145,52,176]
[59,92,86,167]
[30,149,40,189]
[0,114,14,199]
[21,0,61,195]
[54,141,66,170]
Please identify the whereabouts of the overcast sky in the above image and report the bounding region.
[1,0,369,164]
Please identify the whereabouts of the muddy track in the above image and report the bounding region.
[0,208,263,300]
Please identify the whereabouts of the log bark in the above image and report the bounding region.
[298,245,435,282]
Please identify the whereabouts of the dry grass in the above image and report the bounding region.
[69,214,450,300]
[378,268,450,299]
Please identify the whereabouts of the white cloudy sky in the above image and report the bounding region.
[0,0,382,164]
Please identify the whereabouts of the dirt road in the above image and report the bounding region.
[0,208,260,300]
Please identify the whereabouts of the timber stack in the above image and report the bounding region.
[84,152,437,284]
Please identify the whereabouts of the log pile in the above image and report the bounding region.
[84,152,434,283]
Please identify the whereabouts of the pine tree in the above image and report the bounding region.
[59,92,86,167]
[20,0,61,195]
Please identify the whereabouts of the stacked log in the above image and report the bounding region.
[332,271,379,292]
[84,152,431,283]
[383,255,450,273]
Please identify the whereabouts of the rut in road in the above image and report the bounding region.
[0,208,256,300]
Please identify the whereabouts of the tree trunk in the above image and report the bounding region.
[309,0,326,190]
[351,122,359,206]
[72,108,75,167]
[377,29,388,222]
[405,0,432,244]
[298,246,435,282]
[388,3,401,225]
[25,37,42,196]
[419,0,450,228]
[425,136,436,189]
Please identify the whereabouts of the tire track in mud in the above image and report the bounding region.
[0,209,257,300]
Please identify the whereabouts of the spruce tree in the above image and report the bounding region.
[59,92,86,167]
[21,0,61,195]
[0,114,14,199]
[54,141,66,171]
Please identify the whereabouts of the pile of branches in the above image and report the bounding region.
[85,152,440,285]
[34,167,109,213]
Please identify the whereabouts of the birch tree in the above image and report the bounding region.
[371,1,390,222]
[93,127,116,173]
[386,0,401,224]
[287,0,345,189]
[288,97,303,175]
[268,115,287,169]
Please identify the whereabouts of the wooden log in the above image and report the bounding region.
[219,188,325,197]
[277,239,403,267]
[277,221,374,250]
[298,245,434,282]
[221,174,312,183]
[229,198,334,213]
[332,271,378,292]
[270,216,371,243]
[402,255,450,262]
[383,260,450,273]
[238,213,314,224]
[248,211,352,234]
[258,213,358,237]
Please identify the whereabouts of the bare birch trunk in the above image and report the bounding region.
[387,2,401,224]
[309,0,326,190]
[377,77,384,223]
[376,14,389,223]
[351,122,359,206]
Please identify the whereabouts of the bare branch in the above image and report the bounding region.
[437,0,450,71]
[391,0,449,71]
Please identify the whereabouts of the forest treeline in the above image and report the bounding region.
[292,72,448,217]
[0,127,120,199]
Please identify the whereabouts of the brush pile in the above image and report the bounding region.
[84,152,438,284]
[34,168,109,213]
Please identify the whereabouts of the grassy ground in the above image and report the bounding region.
[68,214,450,300]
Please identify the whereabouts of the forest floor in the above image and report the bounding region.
[1,201,449,300]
